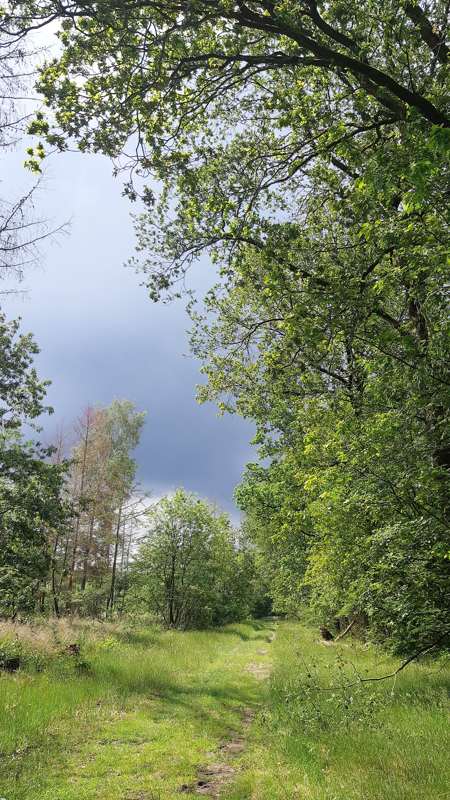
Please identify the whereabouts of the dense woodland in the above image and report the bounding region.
[0,1,449,663]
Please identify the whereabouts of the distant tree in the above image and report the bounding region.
[50,400,146,615]
[104,399,146,613]
[66,406,97,592]
[131,489,253,629]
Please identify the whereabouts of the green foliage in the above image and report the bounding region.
[235,376,449,653]
[102,399,146,499]
[130,489,257,628]
[240,623,450,800]
[4,2,449,650]
[69,583,111,617]
[0,435,69,616]
[0,313,70,618]
[0,313,51,427]
[7,0,447,290]
[0,636,22,667]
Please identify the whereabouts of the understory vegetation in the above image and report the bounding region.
[0,619,448,800]
[242,623,449,800]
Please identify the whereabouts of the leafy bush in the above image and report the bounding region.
[130,489,259,629]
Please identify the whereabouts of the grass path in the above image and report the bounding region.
[0,621,276,800]
[1,620,448,800]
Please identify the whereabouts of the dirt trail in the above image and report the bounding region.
[179,707,254,797]
[245,661,271,680]
[180,629,276,797]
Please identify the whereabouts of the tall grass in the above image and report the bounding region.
[229,622,450,800]
[0,619,270,799]
[1,619,447,800]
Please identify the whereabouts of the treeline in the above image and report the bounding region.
[0,315,266,625]
[0,313,144,619]
[47,401,146,617]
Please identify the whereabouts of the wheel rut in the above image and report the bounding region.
[179,627,276,797]
[179,707,255,797]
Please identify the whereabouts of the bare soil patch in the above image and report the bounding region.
[179,708,255,797]
[245,661,271,680]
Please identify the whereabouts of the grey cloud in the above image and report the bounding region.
[2,149,255,521]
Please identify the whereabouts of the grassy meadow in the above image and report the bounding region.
[0,619,448,800]
[235,623,449,800]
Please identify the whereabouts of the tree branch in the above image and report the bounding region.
[347,630,450,685]
[404,2,448,64]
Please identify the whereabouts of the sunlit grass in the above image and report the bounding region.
[0,619,447,799]
[0,619,272,799]
[227,622,449,800]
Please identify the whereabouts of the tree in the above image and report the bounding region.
[2,1,448,290]
[4,2,448,650]
[0,26,70,615]
[104,399,146,612]
[0,313,69,617]
[0,23,63,285]
[131,489,253,628]
[235,393,449,653]
[50,399,146,615]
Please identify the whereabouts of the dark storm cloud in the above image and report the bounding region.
[2,150,255,520]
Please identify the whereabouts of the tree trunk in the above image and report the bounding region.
[50,529,61,617]
[68,413,92,591]
[107,502,123,614]
[80,514,95,591]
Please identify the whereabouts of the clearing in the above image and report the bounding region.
[0,620,448,800]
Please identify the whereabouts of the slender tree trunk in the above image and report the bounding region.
[168,549,177,627]
[80,514,95,591]
[50,530,61,617]
[107,502,123,614]
[68,414,91,592]
[51,562,60,617]
[120,521,127,572]
[58,529,71,593]
[48,427,66,614]
[118,526,134,615]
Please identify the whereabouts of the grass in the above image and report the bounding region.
[0,619,448,799]
[227,622,449,800]
[0,618,273,799]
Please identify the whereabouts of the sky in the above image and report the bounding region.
[1,144,255,521]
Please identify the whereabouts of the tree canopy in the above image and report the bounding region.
[130,489,258,628]
[0,313,70,617]
[0,2,448,649]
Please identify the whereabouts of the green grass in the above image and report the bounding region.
[0,619,273,799]
[0,620,448,799]
[226,622,449,800]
